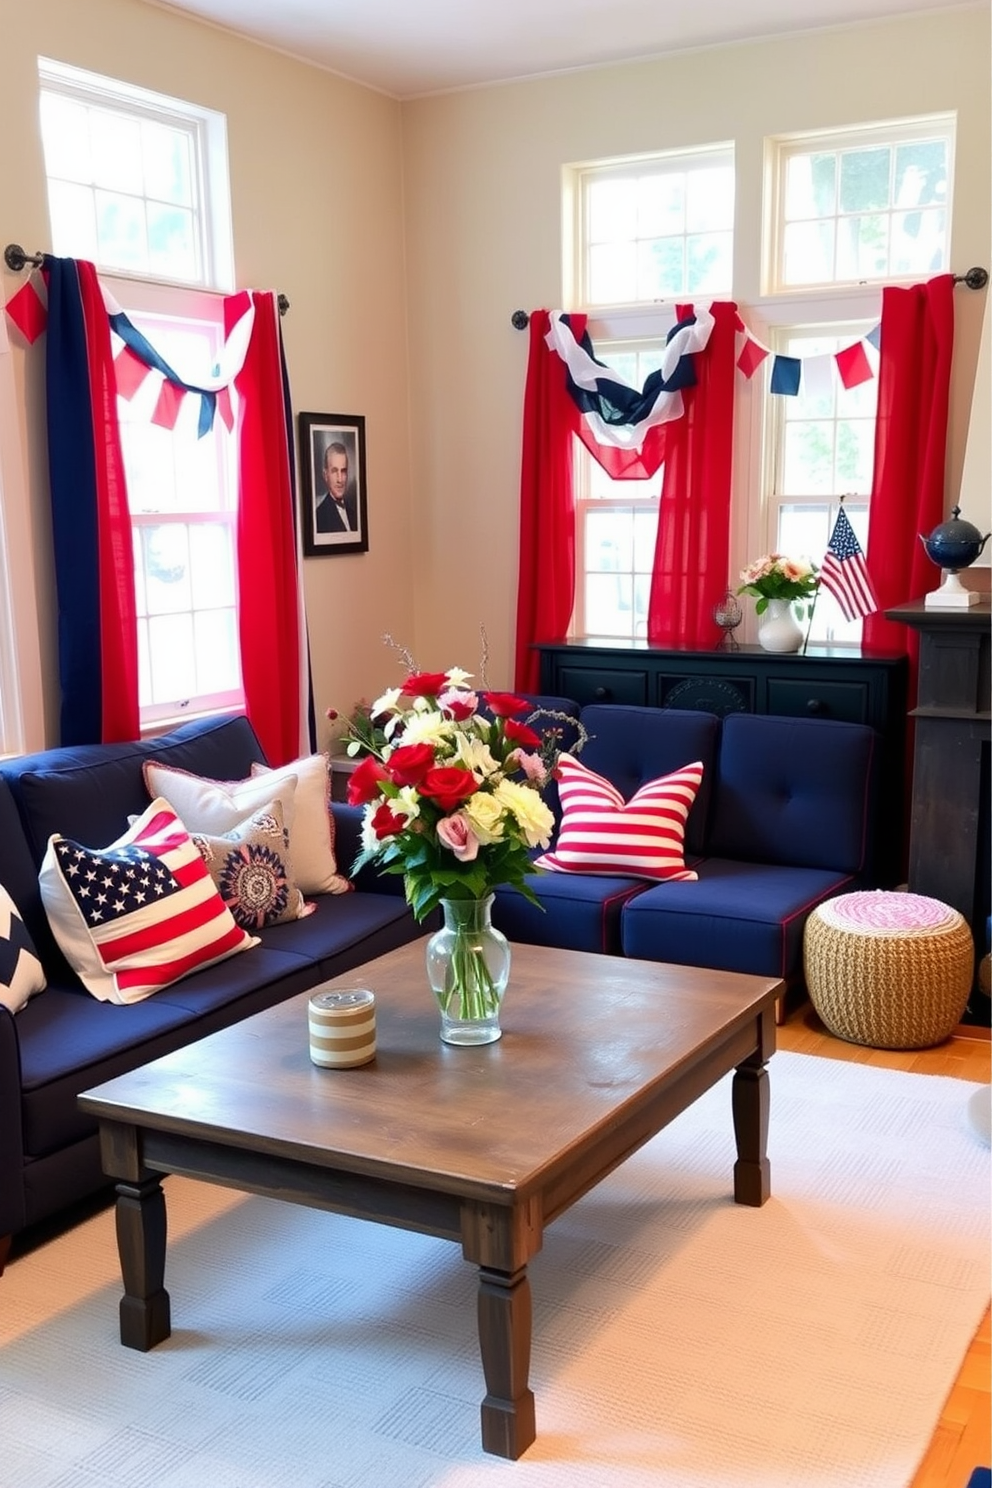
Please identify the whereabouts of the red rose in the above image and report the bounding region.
[504,717,542,749]
[417,766,479,814]
[483,691,530,717]
[371,802,407,840]
[387,741,435,787]
[347,754,389,806]
[400,670,449,697]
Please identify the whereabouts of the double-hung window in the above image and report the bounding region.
[36,58,238,726]
[565,146,735,639]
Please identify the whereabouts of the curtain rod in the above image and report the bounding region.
[3,243,290,316]
[509,266,990,328]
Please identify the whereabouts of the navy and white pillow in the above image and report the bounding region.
[0,884,46,1013]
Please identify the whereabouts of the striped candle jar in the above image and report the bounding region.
[308,988,376,1068]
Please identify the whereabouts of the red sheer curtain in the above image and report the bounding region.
[513,310,582,691]
[863,274,955,658]
[646,300,738,648]
[233,291,305,766]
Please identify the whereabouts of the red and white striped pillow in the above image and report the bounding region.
[39,798,258,1004]
[535,754,703,881]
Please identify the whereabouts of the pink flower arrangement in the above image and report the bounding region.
[737,552,819,617]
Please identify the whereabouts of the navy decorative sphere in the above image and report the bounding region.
[919,507,991,571]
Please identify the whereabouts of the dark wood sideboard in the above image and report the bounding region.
[537,639,909,887]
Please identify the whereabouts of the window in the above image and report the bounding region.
[567,146,735,308]
[573,341,665,640]
[767,116,954,291]
[37,58,234,292]
[765,326,878,644]
[115,304,243,725]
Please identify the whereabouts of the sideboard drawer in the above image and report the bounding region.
[767,678,870,725]
[557,666,648,706]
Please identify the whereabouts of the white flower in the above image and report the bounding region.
[444,666,473,687]
[360,803,380,855]
[370,686,403,717]
[392,709,451,749]
[392,786,421,823]
[462,792,506,844]
[494,778,555,848]
[452,733,501,779]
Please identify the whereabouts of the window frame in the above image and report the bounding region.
[37,56,235,294]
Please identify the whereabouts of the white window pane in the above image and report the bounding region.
[685,166,735,231]
[633,508,660,566]
[687,232,733,293]
[783,423,836,495]
[147,203,198,280]
[193,608,240,693]
[91,110,143,193]
[783,219,835,285]
[637,237,683,298]
[122,425,177,512]
[95,190,148,271]
[586,508,633,571]
[47,179,98,260]
[148,612,195,703]
[589,241,636,303]
[132,529,147,615]
[632,574,651,638]
[586,573,632,636]
[838,147,891,214]
[835,420,874,491]
[143,525,191,614]
[891,208,945,275]
[784,152,836,220]
[39,94,92,182]
[189,524,235,608]
[142,120,194,207]
[588,177,637,241]
[836,213,889,280]
[637,174,683,237]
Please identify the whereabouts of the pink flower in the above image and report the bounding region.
[438,688,478,721]
[436,813,480,862]
[512,750,547,783]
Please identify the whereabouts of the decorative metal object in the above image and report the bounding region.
[713,589,743,650]
[919,506,991,609]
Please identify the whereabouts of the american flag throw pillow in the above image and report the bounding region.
[39,798,258,1004]
[535,754,704,881]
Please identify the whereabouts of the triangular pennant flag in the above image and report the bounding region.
[737,336,770,379]
[216,385,234,432]
[113,344,152,400]
[866,323,882,351]
[150,379,185,430]
[835,341,873,390]
[770,354,801,396]
[4,279,48,344]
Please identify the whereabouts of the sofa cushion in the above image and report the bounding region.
[621,857,860,982]
[492,872,650,956]
[145,753,350,896]
[535,753,703,881]
[190,798,310,930]
[39,798,258,1004]
[575,706,720,856]
[0,884,46,1012]
[707,713,877,872]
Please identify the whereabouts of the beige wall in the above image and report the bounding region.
[401,7,992,680]
[1,4,989,747]
[1,0,415,750]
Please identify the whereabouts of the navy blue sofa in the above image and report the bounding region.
[0,713,422,1269]
[493,703,881,995]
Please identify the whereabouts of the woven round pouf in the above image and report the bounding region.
[804,890,974,1049]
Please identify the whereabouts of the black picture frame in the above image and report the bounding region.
[298,412,369,557]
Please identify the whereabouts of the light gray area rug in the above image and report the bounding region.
[1,1052,988,1488]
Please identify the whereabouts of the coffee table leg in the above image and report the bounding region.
[476,1264,536,1459]
[732,1056,770,1206]
[115,1174,171,1350]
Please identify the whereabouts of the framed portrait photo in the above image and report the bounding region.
[298,412,369,557]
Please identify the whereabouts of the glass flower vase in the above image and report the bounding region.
[426,896,510,1045]
[757,597,804,653]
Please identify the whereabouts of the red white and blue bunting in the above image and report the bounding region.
[735,317,881,395]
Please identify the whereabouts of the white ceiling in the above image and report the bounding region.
[147,0,975,99]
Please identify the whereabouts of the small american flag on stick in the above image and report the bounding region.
[819,506,878,622]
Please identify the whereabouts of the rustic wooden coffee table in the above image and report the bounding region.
[79,940,782,1460]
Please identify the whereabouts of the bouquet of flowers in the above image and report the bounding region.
[737,552,819,618]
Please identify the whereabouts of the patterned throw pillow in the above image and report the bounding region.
[144,754,350,895]
[39,798,258,1004]
[0,884,46,1013]
[190,799,312,931]
[534,753,704,881]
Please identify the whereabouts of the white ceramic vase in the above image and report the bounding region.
[757,597,803,653]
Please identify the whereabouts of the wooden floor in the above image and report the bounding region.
[778,1003,992,1488]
